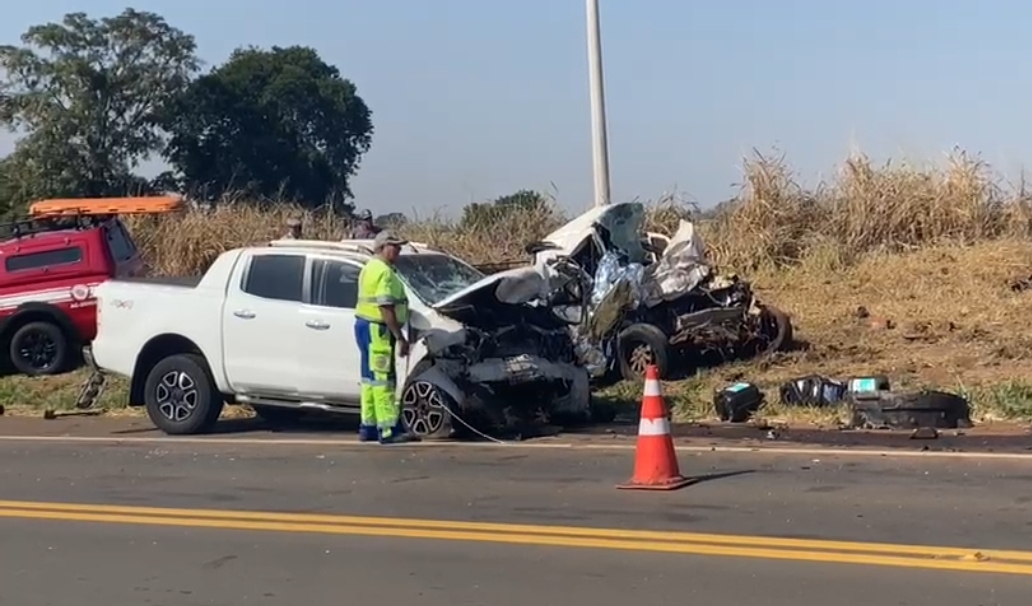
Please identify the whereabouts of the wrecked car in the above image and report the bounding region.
[527,202,793,381]
[87,239,590,439]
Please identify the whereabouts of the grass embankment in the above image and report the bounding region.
[4,150,1032,426]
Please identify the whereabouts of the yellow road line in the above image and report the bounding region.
[0,498,1029,563]
[0,500,1030,575]
[0,507,1029,576]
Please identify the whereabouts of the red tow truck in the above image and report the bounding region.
[0,196,184,376]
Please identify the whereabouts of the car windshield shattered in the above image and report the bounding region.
[394,253,485,305]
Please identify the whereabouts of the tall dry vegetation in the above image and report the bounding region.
[128,148,1032,277]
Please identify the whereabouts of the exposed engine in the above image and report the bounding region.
[430,301,588,431]
[463,324,576,364]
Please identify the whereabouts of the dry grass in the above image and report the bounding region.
[10,148,1032,425]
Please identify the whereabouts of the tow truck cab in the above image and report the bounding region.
[0,196,183,376]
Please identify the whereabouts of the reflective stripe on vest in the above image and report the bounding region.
[355,258,409,324]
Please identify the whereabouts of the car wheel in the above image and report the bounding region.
[401,379,456,440]
[9,321,70,376]
[251,405,305,426]
[617,323,671,382]
[745,304,793,357]
[144,353,224,435]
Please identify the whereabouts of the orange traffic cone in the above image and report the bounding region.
[617,365,695,491]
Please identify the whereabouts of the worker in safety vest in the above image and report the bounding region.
[354,230,419,444]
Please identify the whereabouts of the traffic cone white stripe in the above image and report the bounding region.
[643,380,663,397]
[638,417,671,436]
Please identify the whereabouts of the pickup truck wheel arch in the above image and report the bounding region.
[143,353,224,435]
[131,334,206,407]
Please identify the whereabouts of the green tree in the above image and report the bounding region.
[460,189,553,228]
[0,9,199,204]
[162,45,373,207]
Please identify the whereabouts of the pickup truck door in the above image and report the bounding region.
[221,252,306,396]
[295,258,364,403]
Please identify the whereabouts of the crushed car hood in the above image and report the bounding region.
[432,266,548,310]
[431,266,573,330]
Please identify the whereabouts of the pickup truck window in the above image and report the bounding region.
[104,220,136,262]
[5,246,84,273]
[242,253,305,302]
[311,259,360,308]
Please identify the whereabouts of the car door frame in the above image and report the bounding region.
[221,250,312,399]
[294,254,366,407]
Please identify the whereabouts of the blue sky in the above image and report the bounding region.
[1,1,1028,217]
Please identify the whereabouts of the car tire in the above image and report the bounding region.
[758,304,793,354]
[251,405,305,426]
[617,323,671,382]
[143,353,224,435]
[400,376,457,440]
[9,321,70,376]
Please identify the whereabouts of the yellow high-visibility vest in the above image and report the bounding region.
[355,257,409,324]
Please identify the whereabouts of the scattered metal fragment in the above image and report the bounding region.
[910,427,939,440]
[43,408,106,420]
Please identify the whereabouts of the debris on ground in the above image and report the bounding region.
[848,390,972,430]
[846,375,891,393]
[778,374,890,408]
[910,427,940,440]
[779,375,848,407]
[43,408,106,420]
[713,381,765,423]
[766,370,970,430]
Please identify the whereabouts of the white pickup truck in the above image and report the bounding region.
[89,239,591,437]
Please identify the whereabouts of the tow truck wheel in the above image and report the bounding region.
[143,354,224,435]
[617,323,671,382]
[9,321,69,376]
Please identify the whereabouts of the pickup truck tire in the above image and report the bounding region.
[143,354,224,435]
[9,321,70,377]
[401,377,456,440]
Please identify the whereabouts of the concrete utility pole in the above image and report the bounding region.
[585,0,611,208]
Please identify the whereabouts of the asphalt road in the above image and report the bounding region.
[0,436,1030,605]
[4,414,1031,453]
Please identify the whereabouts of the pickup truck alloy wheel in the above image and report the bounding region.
[155,370,199,422]
[401,380,452,439]
[9,321,68,376]
[143,354,224,435]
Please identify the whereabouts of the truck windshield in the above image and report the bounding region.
[393,254,485,306]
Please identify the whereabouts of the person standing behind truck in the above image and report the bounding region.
[354,230,418,444]
[348,209,381,239]
[283,217,302,239]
